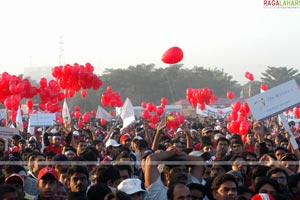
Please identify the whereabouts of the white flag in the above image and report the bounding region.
[16,105,24,132]
[120,98,135,128]
[27,117,35,135]
[96,105,112,122]
[62,99,71,125]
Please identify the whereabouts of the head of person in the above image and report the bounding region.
[274,146,289,161]
[279,153,299,173]
[226,170,245,187]
[0,184,19,200]
[186,183,206,200]
[114,164,132,181]
[54,182,68,200]
[120,134,132,148]
[66,165,89,193]
[254,177,280,197]
[266,167,288,189]
[93,165,121,190]
[117,178,146,200]
[4,173,25,200]
[245,132,254,144]
[211,174,238,200]
[210,161,230,180]
[163,157,188,187]
[230,155,248,177]
[230,138,244,155]
[264,138,274,153]
[27,151,46,176]
[51,133,62,146]
[167,183,191,200]
[37,167,59,199]
[104,191,131,200]
[76,140,88,155]
[237,186,254,200]
[216,138,229,156]
[105,139,121,159]
[251,165,271,187]
[279,138,289,149]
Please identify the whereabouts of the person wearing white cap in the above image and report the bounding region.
[102,139,121,162]
[117,178,146,200]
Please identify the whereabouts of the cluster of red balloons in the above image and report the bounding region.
[0,72,39,111]
[0,72,40,123]
[166,112,185,130]
[293,107,300,118]
[244,72,254,81]
[38,78,65,113]
[186,87,217,110]
[70,106,98,128]
[52,63,102,98]
[141,98,168,128]
[161,47,184,64]
[101,86,123,107]
[226,101,252,136]
[227,91,234,100]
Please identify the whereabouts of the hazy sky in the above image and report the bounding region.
[0,0,299,85]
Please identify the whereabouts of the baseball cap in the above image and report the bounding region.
[4,174,24,186]
[73,130,80,136]
[132,136,143,141]
[37,167,59,181]
[251,193,275,200]
[120,134,131,143]
[117,178,146,195]
[105,139,121,148]
[202,127,213,134]
[188,151,204,157]
[176,128,183,133]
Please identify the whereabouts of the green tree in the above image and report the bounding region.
[261,66,300,89]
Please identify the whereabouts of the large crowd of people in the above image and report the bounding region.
[0,115,300,200]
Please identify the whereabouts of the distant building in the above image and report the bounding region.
[24,66,53,82]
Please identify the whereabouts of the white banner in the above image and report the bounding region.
[62,99,71,125]
[120,98,135,128]
[29,113,56,127]
[0,127,20,138]
[96,105,112,121]
[16,105,24,132]
[196,104,232,117]
[246,79,300,120]
[0,109,6,120]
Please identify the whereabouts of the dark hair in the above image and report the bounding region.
[67,165,89,180]
[114,164,132,177]
[266,167,288,180]
[187,183,206,195]
[242,151,258,161]
[251,165,271,180]
[216,137,229,146]
[237,185,254,195]
[254,177,280,194]
[265,138,274,147]
[167,183,188,200]
[0,185,17,199]
[211,174,238,191]
[104,191,131,200]
[93,165,121,185]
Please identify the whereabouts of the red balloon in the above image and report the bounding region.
[27,99,33,110]
[81,90,87,98]
[141,101,147,108]
[161,47,184,64]
[100,118,107,125]
[227,91,234,100]
[261,83,268,91]
[39,78,47,88]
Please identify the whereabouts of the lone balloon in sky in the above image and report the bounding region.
[161,47,184,64]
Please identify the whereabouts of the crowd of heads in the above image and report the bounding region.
[0,115,300,200]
